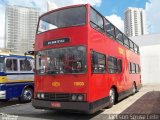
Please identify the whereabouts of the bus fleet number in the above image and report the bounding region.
[74,82,84,87]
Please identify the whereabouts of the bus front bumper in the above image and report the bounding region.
[32,97,109,114]
[32,99,91,113]
[0,91,6,99]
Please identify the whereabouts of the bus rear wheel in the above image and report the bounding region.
[132,83,137,95]
[108,88,115,108]
[19,88,33,103]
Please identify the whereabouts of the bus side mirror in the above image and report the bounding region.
[24,51,35,56]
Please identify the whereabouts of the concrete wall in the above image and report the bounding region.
[140,45,160,84]
[131,34,160,84]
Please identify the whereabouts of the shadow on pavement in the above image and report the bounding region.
[0,98,26,108]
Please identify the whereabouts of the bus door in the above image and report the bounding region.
[90,50,107,100]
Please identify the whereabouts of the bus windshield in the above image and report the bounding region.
[0,57,4,72]
[37,6,86,34]
[36,46,86,74]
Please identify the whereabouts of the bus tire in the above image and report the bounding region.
[132,82,137,95]
[108,88,116,108]
[19,88,33,103]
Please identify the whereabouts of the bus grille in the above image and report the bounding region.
[43,93,71,101]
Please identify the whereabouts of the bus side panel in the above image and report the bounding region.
[87,29,108,103]
[88,28,141,104]
[5,82,34,100]
[127,50,141,89]
[88,29,126,103]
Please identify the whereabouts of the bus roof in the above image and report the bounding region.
[40,4,87,18]
[0,52,33,59]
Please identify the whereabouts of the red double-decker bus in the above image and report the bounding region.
[32,4,141,114]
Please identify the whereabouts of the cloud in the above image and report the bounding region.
[106,14,124,32]
[145,0,160,33]
[47,0,102,11]
[50,0,102,8]
[1,0,102,14]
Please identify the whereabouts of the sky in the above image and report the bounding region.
[0,0,160,48]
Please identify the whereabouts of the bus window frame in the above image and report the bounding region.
[117,59,122,73]
[129,40,134,51]
[129,62,140,74]
[89,6,105,34]
[123,35,130,49]
[36,5,88,35]
[104,18,116,40]
[107,56,119,74]
[5,58,18,72]
[35,45,88,75]
[91,50,106,74]
[107,56,122,74]
[89,6,139,55]
[19,58,33,72]
[115,28,124,45]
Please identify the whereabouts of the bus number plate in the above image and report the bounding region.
[51,102,61,108]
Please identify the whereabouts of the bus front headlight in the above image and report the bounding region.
[71,94,85,101]
[71,94,77,101]
[77,95,84,101]
[37,93,40,99]
[41,93,45,99]
[0,91,6,99]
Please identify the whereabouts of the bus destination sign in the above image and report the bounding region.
[44,38,70,46]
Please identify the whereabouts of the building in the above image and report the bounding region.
[5,5,39,53]
[124,7,147,37]
[130,33,160,84]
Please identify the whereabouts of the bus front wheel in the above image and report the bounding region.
[108,88,116,108]
[19,88,33,103]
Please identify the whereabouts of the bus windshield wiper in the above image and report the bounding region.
[47,70,59,74]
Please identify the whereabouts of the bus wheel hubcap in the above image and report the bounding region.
[24,90,32,100]
[110,89,115,103]
[133,84,136,93]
